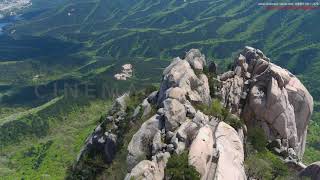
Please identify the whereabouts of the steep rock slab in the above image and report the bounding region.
[188,125,214,180]
[215,122,246,180]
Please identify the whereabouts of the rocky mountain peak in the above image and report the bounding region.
[219,46,313,159]
[71,47,316,180]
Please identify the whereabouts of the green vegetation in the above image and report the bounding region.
[165,151,200,180]
[245,151,290,180]
[247,127,268,152]
[245,127,292,179]
[194,99,224,118]
[0,0,320,178]
[101,87,158,179]
[304,110,320,164]
[68,87,158,180]
[203,66,218,98]
[195,99,244,130]
[0,98,111,179]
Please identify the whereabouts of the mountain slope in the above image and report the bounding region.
[0,0,319,178]
[3,0,320,98]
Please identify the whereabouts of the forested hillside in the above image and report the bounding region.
[0,0,319,178]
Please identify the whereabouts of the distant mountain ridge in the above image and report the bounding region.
[3,0,320,99]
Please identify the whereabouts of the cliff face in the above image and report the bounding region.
[219,46,314,159]
[71,47,314,180]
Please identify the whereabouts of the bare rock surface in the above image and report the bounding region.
[157,52,211,105]
[220,46,313,159]
[127,114,163,171]
[163,98,187,131]
[215,122,246,180]
[188,125,214,180]
[114,64,133,80]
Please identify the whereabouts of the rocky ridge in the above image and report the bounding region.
[72,47,316,180]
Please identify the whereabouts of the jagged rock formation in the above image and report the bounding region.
[157,49,211,106]
[219,46,314,160]
[72,47,314,180]
[114,64,133,80]
[125,49,245,180]
[74,94,129,166]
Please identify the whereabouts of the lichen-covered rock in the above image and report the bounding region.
[147,91,159,104]
[127,115,163,170]
[215,122,246,180]
[163,98,187,131]
[220,75,244,115]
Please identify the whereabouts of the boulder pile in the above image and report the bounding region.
[125,49,246,180]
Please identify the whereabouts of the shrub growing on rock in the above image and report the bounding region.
[165,151,200,180]
[245,151,289,179]
[246,127,290,179]
[194,99,244,129]
[247,127,268,152]
[194,99,223,118]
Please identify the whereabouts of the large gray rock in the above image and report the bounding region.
[243,61,313,158]
[220,47,313,159]
[193,110,209,126]
[125,152,170,180]
[125,160,163,180]
[185,49,206,71]
[163,98,187,131]
[171,119,200,154]
[220,75,244,115]
[142,98,152,118]
[127,115,163,170]
[165,87,187,104]
[157,51,211,105]
[113,93,129,112]
[299,162,320,180]
[215,122,246,180]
